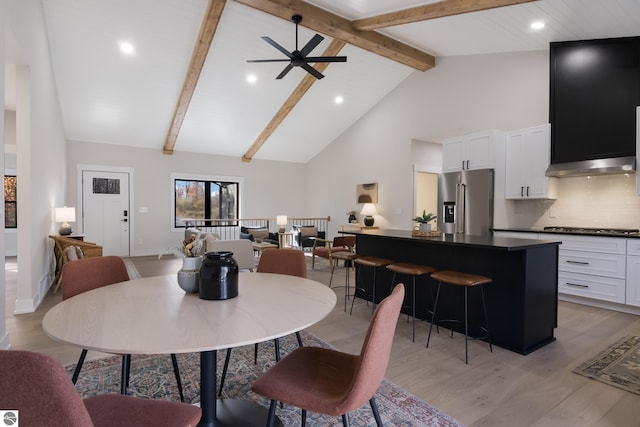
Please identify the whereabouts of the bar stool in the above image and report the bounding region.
[427,270,493,364]
[352,256,393,315]
[386,262,436,342]
[330,251,361,312]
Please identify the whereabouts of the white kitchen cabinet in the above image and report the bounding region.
[557,234,626,303]
[505,124,557,199]
[442,130,504,173]
[626,239,640,307]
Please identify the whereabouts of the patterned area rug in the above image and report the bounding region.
[573,334,640,395]
[67,331,463,426]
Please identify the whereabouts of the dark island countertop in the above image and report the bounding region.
[493,227,640,239]
[343,228,561,250]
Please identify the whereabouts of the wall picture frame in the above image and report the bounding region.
[356,182,378,203]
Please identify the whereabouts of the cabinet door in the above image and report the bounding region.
[524,124,554,198]
[505,130,526,198]
[442,137,464,172]
[626,255,640,307]
[466,132,493,170]
[505,124,555,199]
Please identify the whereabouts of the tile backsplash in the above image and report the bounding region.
[511,173,640,230]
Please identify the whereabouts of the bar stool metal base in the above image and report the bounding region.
[386,262,436,342]
[426,270,493,364]
[331,252,361,312]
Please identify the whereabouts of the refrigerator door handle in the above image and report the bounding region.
[456,183,466,234]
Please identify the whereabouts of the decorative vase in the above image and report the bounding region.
[177,256,203,293]
[199,251,239,300]
[419,223,432,232]
[348,214,357,223]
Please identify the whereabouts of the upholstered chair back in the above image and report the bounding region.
[61,255,129,301]
[0,350,96,426]
[257,248,307,278]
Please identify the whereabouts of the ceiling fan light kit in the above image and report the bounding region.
[247,15,347,80]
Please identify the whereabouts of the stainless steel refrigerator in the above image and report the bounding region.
[437,169,494,236]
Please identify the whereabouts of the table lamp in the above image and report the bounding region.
[361,203,377,227]
[55,206,76,235]
[276,215,288,233]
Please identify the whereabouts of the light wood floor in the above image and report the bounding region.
[5,255,640,426]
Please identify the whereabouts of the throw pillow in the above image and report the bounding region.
[64,246,78,261]
[248,228,269,240]
[299,226,318,237]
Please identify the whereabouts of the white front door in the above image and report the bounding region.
[82,170,130,256]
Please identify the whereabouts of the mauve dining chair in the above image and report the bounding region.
[0,350,201,427]
[61,256,184,401]
[251,283,405,426]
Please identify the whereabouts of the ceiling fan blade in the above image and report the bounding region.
[247,59,292,63]
[300,62,324,80]
[276,64,294,80]
[262,36,293,58]
[305,56,348,63]
[300,34,324,56]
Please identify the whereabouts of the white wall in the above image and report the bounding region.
[66,141,309,256]
[0,0,8,349]
[306,50,550,236]
[5,0,68,316]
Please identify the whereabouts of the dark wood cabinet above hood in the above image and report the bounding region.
[548,36,640,176]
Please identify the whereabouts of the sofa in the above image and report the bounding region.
[240,226,279,247]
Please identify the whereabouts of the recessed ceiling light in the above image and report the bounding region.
[119,41,135,55]
[334,95,344,104]
[530,21,545,30]
[247,74,257,84]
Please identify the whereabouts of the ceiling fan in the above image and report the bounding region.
[247,15,347,80]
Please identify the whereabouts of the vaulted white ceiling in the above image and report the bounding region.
[30,0,640,162]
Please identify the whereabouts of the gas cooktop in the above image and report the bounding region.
[543,226,640,235]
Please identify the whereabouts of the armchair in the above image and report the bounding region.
[292,225,326,250]
[311,235,356,270]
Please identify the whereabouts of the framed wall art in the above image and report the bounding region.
[356,182,378,203]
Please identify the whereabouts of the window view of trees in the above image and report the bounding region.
[4,175,17,228]
[174,178,238,227]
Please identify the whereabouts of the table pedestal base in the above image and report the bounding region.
[197,399,283,427]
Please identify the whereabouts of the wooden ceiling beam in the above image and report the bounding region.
[234,0,435,71]
[241,40,346,162]
[163,0,227,155]
[353,0,539,31]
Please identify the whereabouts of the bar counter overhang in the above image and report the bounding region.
[346,229,561,355]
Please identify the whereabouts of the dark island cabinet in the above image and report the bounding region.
[350,230,560,355]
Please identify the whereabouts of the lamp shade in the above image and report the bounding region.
[276,215,288,233]
[360,203,377,216]
[55,207,76,223]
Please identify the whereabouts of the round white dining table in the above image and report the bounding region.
[43,272,337,427]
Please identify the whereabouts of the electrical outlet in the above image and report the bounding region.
[139,207,149,213]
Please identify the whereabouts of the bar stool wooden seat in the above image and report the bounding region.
[386,262,436,342]
[353,256,394,315]
[427,270,493,364]
[331,251,362,312]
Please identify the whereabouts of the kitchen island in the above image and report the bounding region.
[346,229,561,355]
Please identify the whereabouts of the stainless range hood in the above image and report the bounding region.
[545,156,636,177]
